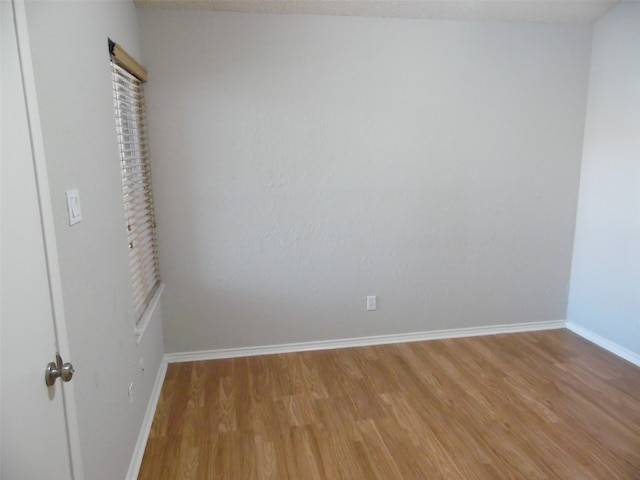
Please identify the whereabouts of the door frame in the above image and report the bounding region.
[12,0,85,477]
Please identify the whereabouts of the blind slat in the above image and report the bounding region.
[112,57,160,325]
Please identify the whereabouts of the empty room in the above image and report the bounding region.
[1,0,639,479]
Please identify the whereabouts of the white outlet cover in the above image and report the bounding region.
[128,382,134,409]
[366,295,377,311]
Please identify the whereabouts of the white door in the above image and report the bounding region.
[1,1,82,478]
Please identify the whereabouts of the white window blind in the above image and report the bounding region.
[111,57,160,323]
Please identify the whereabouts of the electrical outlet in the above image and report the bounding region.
[128,382,134,410]
[366,295,377,311]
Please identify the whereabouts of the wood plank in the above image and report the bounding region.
[138,329,640,479]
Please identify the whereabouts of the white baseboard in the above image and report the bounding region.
[165,320,565,363]
[566,321,640,368]
[126,357,168,480]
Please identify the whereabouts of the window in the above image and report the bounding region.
[110,39,160,323]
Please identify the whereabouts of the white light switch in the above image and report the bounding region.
[65,189,82,225]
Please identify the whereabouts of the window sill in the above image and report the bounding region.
[134,282,165,345]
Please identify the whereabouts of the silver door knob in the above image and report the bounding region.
[45,353,74,386]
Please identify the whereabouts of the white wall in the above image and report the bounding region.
[568,2,640,356]
[24,2,165,479]
[139,9,592,353]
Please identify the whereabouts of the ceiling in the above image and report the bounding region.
[133,0,620,23]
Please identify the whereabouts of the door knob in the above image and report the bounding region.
[45,353,74,386]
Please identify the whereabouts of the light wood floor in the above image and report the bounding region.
[138,329,640,479]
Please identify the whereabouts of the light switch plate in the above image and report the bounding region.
[65,189,82,225]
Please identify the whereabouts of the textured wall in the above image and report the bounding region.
[568,2,640,356]
[24,2,165,478]
[139,10,591,353]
